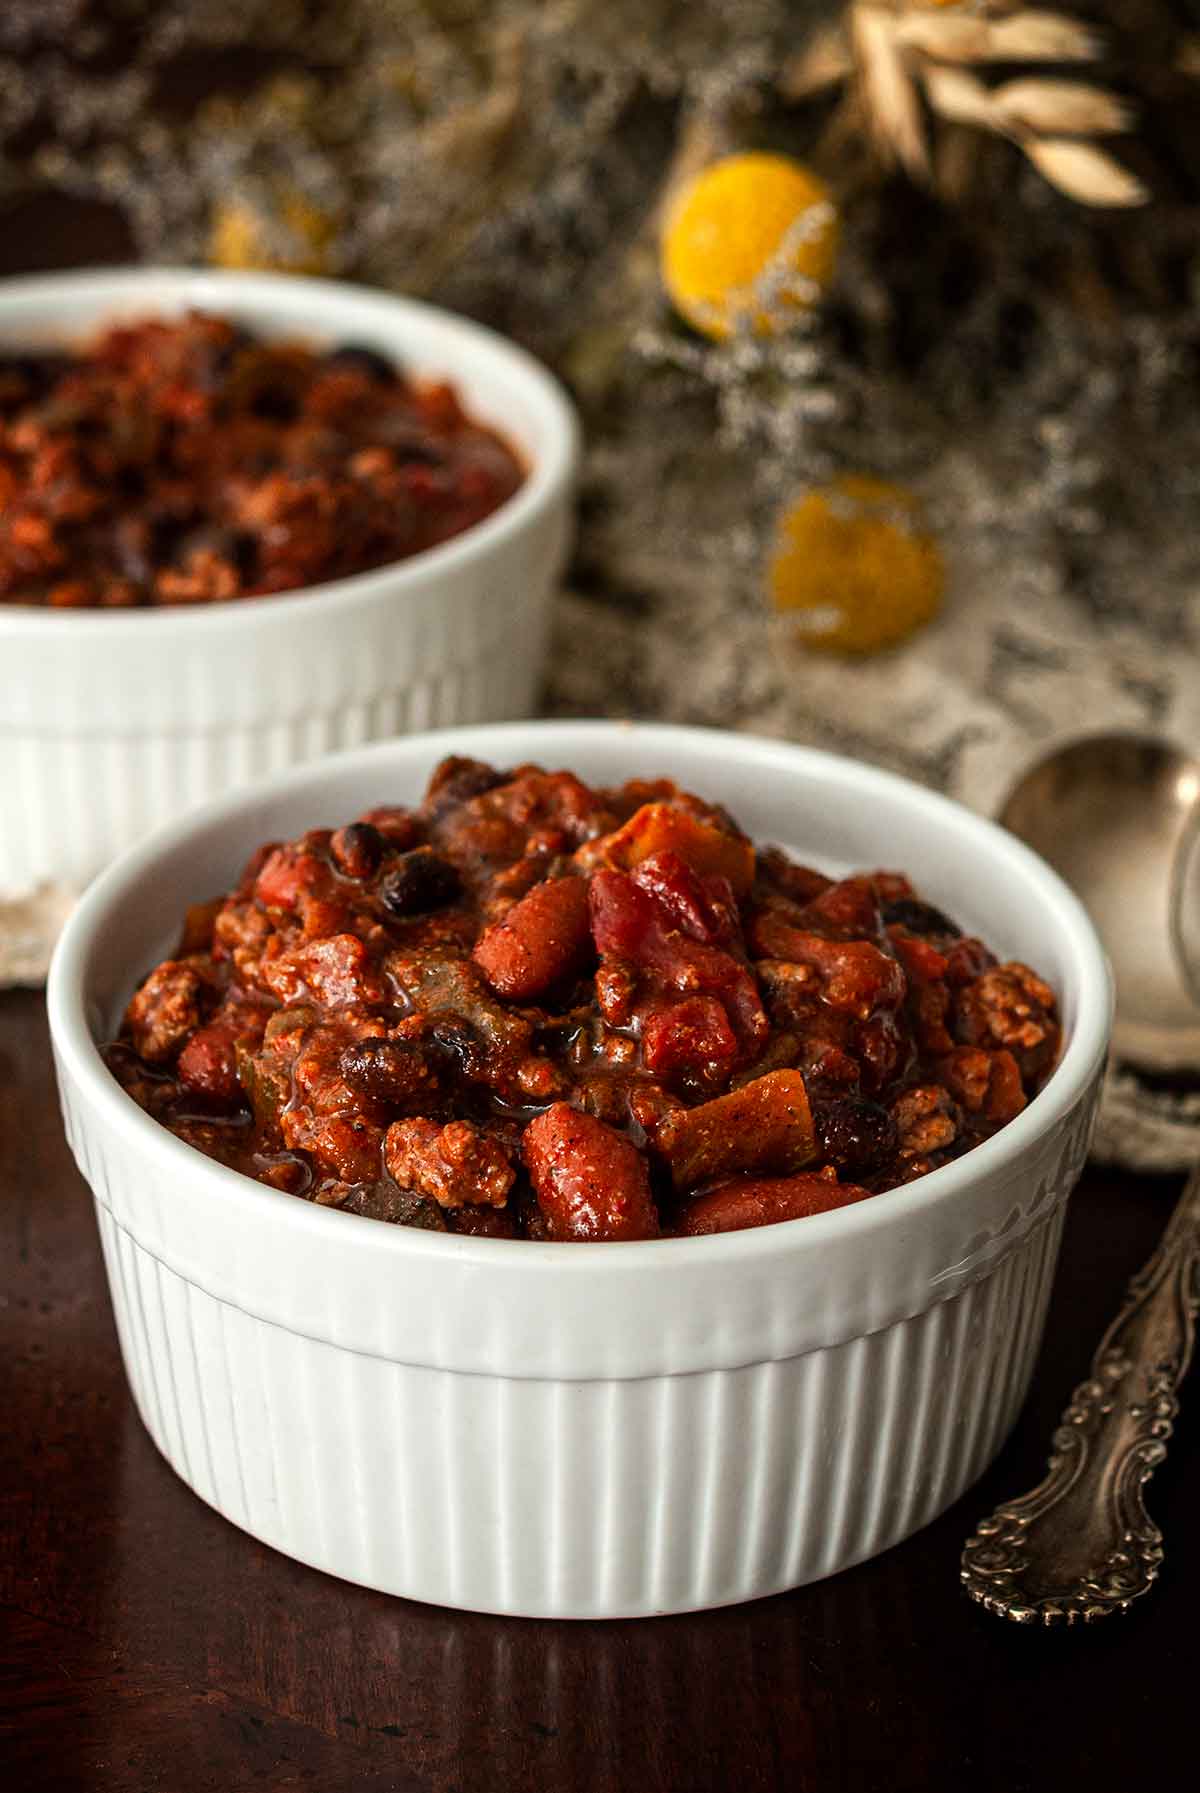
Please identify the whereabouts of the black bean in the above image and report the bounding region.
[882,897,961,939]
[194,325,256,393]
[339,1038,436,1105]
[328,342,398,383]
[379,847,460,916]
[340,1182,448,1229]
[425,755,503,809]
[146,504,200,567]
[429,1017,484,1080]
[174,525,256,576]
[0,352,70,399]
[814,1096,898,1176]
[113,516,154,583]
[330,821,385,880]
[114,464,148,502]
[376,416,444,463]
[250,385,299,423]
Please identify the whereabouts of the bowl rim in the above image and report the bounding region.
[0,266,580,634]
[48,720,1113,1273]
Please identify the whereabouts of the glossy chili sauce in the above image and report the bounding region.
[105,758,1061,1240]
[0,314,523,606]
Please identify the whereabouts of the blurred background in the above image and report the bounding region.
[2,0,1198,820]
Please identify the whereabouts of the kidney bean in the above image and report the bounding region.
[943,936,997,987]
[176,1020,242,1106]
[678,1172,873,1235]
[472,876,592,1000]
[357,806,420,850]
[328,343,398,383]
[522,1104,659,1241]
[425,756,505,809]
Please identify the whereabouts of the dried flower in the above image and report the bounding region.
[768,474,944,656]
[659,152,839,340]
[210,187,336,273]
[783,2,1147,209]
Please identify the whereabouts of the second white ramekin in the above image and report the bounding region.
[48,722,1112,1617]
[0,269,578,897]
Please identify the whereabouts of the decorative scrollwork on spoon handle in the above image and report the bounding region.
[962,1165,1200,1624]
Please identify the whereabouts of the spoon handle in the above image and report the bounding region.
[961,1165,1200,1624]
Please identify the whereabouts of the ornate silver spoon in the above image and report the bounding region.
[962,731,1200,1623]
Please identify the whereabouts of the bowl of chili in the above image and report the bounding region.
[48,722,1111,1618]
[0,268,578,898]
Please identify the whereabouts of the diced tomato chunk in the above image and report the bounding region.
[631,851,737,943]
[595,802,755,897]
[891,933,949,984]
[254,842,332,914]
[655,1069,817,1191]
[641,996,739,1078]
[749,911,905,1020]
[588,869,767,1060]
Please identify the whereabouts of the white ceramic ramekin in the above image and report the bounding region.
[0,269,578,897]
[48,722,1112,1618]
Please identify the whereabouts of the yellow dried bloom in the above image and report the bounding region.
[768,474,944,655]
[660,153,838,341]
[210,190,335,276]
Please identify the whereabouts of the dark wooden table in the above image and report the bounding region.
[2,985,1197,1792]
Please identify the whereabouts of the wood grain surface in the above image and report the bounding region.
[2,985,1197,1792]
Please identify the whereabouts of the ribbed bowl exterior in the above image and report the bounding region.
[60,1060,1094,1619]
[88,1174,1064,1620]
[2,554,555,893]
[0,269,577,897]
[48,722,1112,1618]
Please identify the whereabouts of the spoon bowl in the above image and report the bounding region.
[999,731,1200,1071]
